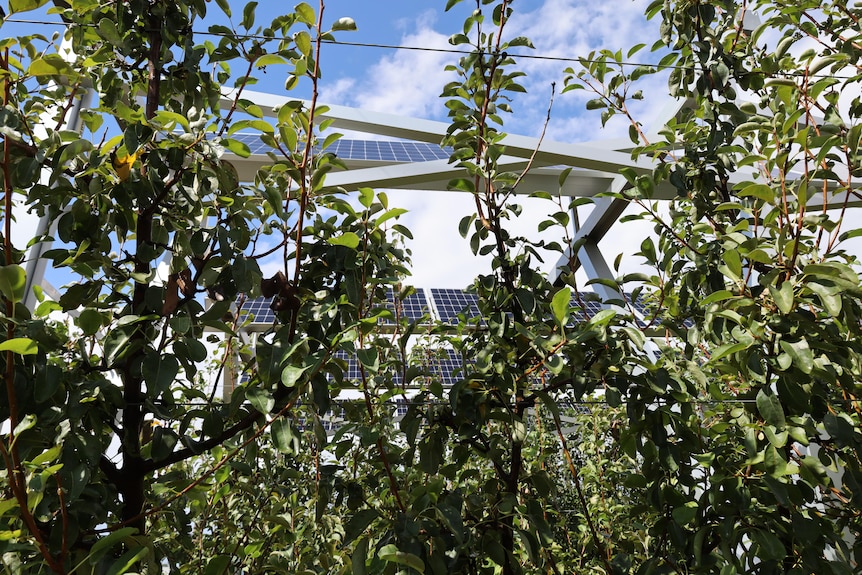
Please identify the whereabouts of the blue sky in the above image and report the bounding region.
[6,1,669,290]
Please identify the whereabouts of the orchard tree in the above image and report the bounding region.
[566,0,862,572]
[0,0,408,572]
[3,0,862,574]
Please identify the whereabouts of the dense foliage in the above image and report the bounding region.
[1,0,861,573]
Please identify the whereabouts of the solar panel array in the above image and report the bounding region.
[238,288,431,326]
[412,347,463,386]
[238,289,663,328]
[570,296,605,323]
[382,288,431,323]
[430,288,481,325]
[227,133,451,163]
[236,288,660,389]
[237,296,275,324]
[326,139,450,162]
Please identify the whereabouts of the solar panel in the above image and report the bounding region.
[430,288,481,325]
[557,401,593,416]
[412,347,463,386]
[568,294,605,324]
[629,293,650,317]
[226,133,451,163]
[326,139,451,162]
[238,296,276,324]
[240,289,657,330]
[382,288,430,323]
[333,350,364,381]
[239,289,429,326]
[227,133,277,156]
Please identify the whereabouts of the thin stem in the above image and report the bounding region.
[550,412,614,574]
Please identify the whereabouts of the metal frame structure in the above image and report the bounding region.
[22,86,861,314]
[220,88,674,304]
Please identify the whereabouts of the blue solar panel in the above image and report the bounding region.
[238,295,276,324]
[239,288,429,326]
[430,288,481,325]
[240,290,654,329]
[412,347,463,386]
[569,294,605,323]
[383,288,430,323]
[333,350,365,382]
[226,133,450,163]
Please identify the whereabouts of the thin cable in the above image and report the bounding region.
[6,17,675,67]
[3,16,847,78]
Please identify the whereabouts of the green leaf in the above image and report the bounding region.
[142,354,180,395]
[88,528,139,565]
[271,418,299,454]
[378,544,425,573]
[352,537,369,575]
[9,0,49,14]
[672,502,697,525]
[29,445,62,466]
[344,509,379,546]
[295,2,315,25]
[586,98,606,110]
[374,208,408,229]
[756,390,786,429]
[255,54,288,67]
[222,138,251,158]
[214,0,230,16]
[331,17,357,31]
[28,56,74,77]
[752,529,786,561]
[246,386,274,414]
[329,232,360,249]
[779,339,814,374]
[709,341,749,362]
[204,555,231,575]
[103,326,138,366]
[152,111,190,131]
[281,364,309,387]
[295,31,312,56]
[436,503,465,542]
[621,326,646,350]
[105,546,150,575]
[700,290,734,306]
[806,281,842,317]
[12,414,36,436]
[551,287,571,326]
[737,183,774,202]
[241,1,257,29]
[448,178,475,193]
[769,282,794,314]
[0,338,38,356]
[0,265,26,304]
[76,309,104,336]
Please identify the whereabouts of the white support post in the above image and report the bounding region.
[22,37,94,310]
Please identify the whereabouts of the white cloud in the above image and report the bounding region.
[313,0,681,288]
[321,23,455,120]
[354,26,455,118]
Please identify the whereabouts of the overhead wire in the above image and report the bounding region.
[1,16,848,79]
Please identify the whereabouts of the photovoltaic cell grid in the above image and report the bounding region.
[327,139,451,162]
[558,401,593,416]
[238,296,276,324]
[431,288,481,325]
[240,290,652,328]
[570,296,605,323]
[381,288,431,323]
[238,289,430,326]
[412,347,463,387]
[228,133,450,163]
